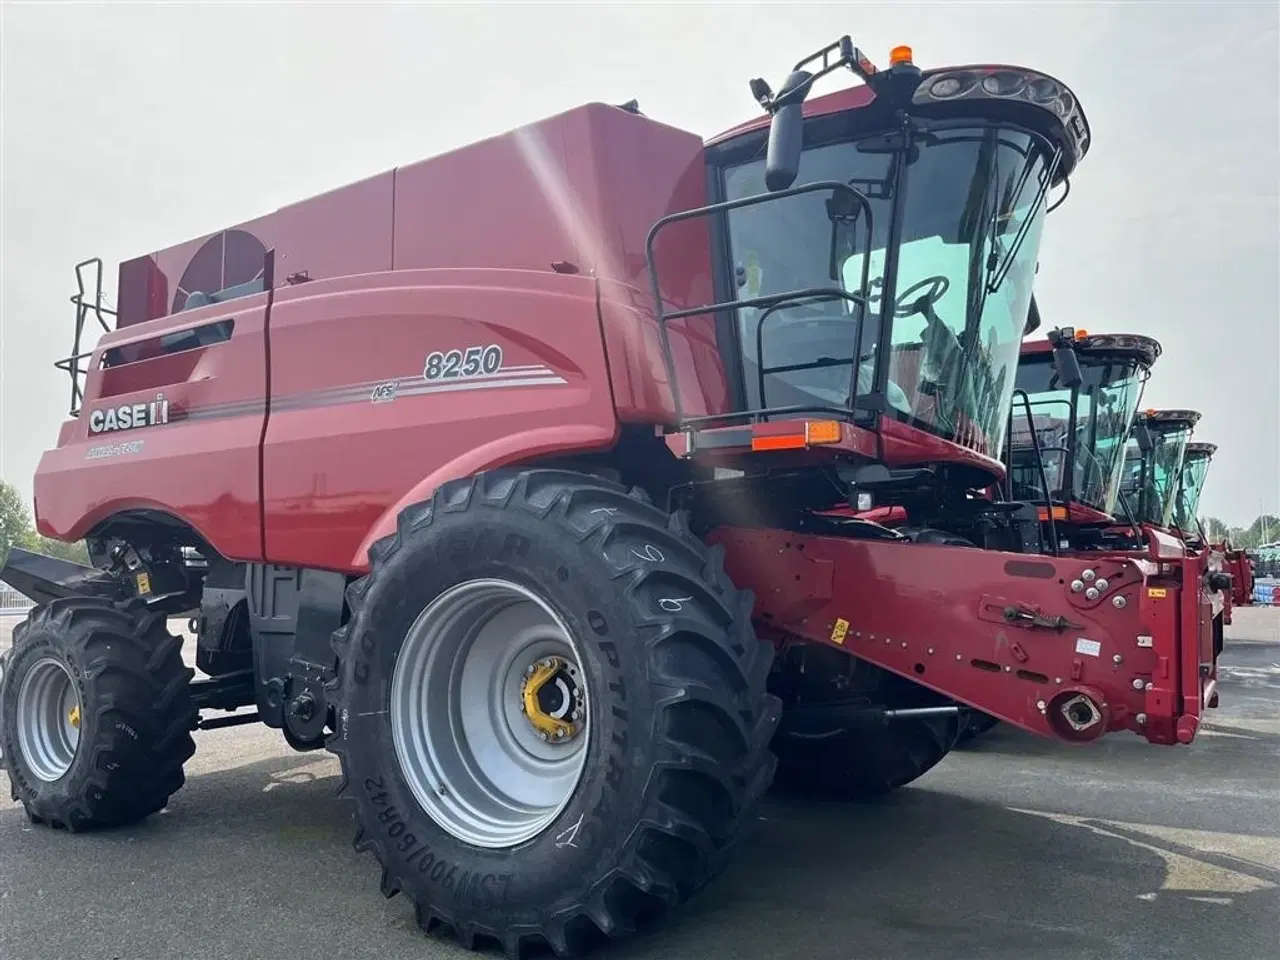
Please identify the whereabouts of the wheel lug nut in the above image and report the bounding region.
[538,731,549,741]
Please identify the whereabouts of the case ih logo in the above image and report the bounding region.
[88,394,170,435]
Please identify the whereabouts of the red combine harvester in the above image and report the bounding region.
[1171,442,1233,615]
[2,37,1213,956]
[1171,442,1216,540]
[1116,408,1233,656]
[1221,543,1256,609]
[956,324,1215,742]
[1118,409,1201,536]
[1002,325,1160,552]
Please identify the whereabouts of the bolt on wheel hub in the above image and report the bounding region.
[519,656,585,742]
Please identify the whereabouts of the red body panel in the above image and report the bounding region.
[713,529,1214,745]
[261,269,618,571]
[36,104,729,568]
[35,296,269,561]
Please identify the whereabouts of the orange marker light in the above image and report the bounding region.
[1037,505,1069,522]
[752,434,806,452]
[806,420,842,445]
[1074,328,1090,339]
[748,420,843,452]
[889,45,913,65]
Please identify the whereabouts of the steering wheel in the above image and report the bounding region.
[893,275,951,318]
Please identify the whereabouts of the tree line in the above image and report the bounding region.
[1201,515,1280,550]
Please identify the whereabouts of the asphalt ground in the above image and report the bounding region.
[1,607,1277,960]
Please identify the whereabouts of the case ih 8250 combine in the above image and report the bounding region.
[0,38,1220,957]
[957,329,1230,742]
[1171,443,1258,611]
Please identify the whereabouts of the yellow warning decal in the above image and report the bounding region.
[830,618,850,645]
[136,572,151,595]
[1147,587,1167,599]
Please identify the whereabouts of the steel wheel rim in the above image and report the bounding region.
[390,578,590,849]
[16,657,82,783]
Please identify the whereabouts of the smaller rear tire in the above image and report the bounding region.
[0,597,197,831]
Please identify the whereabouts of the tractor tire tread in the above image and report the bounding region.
[327,467,778,958]
[0,596,196,831]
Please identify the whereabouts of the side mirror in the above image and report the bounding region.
[1046,327,1083,389]
[765,70,813,192]
[1133,422,1155,453]
[1051,342,1083,389]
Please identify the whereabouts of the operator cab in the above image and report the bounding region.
[646,38,1090,529]
[1004,326,1160,548]
[1172,441,1217,542]
[1119,409,1202,532]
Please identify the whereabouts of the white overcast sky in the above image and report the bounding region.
[1,1,1277,527]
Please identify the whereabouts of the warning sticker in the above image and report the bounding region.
[1075,637,1102,658]
[1147,587,1168,599]
[830,618,850,645]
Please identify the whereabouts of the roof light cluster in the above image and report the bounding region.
[1140,409,1202,428]
[1185,442,1218,459]
[912,64,1090,173]
[1075,333,1163,367]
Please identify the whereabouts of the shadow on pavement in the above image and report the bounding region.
[2,750,1276,960]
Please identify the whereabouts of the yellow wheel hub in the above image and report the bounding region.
[519,656,584,742]
[67,705,81,730]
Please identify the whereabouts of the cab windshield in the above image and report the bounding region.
[1120,426,1193,528]
[1007,356,1146,516]
[721,121,1052,458]
[1172,453,1212,531]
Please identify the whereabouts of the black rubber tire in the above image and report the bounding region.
[0,597,197,831]
[956,711,1001,744]
[770,666,959,799]
[327,468,779,958]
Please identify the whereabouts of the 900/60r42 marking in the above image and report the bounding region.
[362,774,511,907]
[424,345,503,381]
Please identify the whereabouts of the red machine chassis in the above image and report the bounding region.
[712,525,1214,746]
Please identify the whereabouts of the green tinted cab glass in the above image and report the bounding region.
[722,123,1051,460]
[1008,357,1146,516]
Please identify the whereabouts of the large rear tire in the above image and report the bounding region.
[0,597,197,830]
[770,663,959,799]
[327,469,779,958]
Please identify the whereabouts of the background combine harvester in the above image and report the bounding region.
[1169,443,1245,623]
[960,330,1228,742]
[1119,409,1201,538]
[1117,409,1235,637]
[1172,442,1217,540]
[0,37,1220,958]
